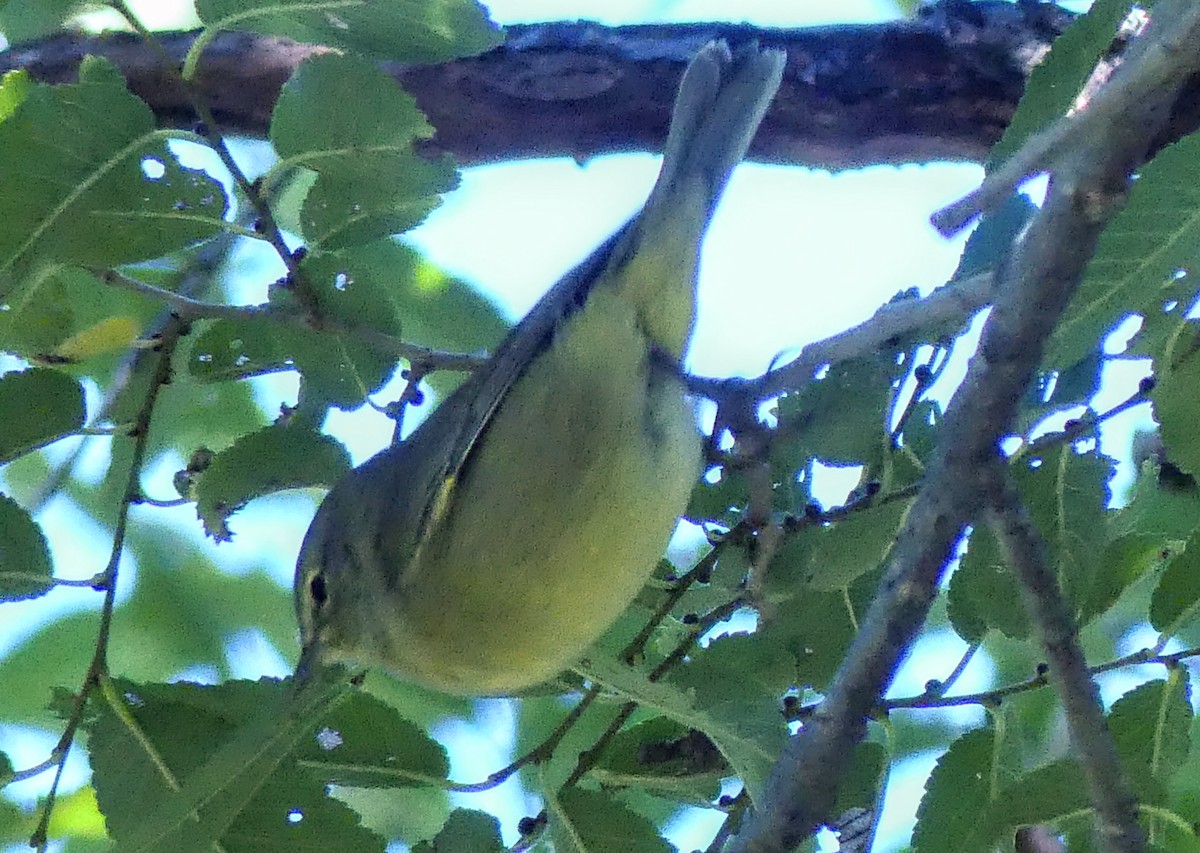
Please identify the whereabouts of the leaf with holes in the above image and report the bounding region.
[0,58,227,275]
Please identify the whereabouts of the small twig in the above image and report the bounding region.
[987,475,1144,853]
[445,685,603,794]
[886,645,1200,711]
[100,268,485,371]
[691,270,996,406]
[111,2,324,319]
[29,313,187,851]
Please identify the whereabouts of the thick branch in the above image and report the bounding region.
[729,2,1200,849]
[0,6,1083,169]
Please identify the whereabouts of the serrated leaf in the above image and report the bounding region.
[770,498,910,592]
[93,675,366,853]
[761,570,869,690]
[0,367,84,463]
[592,718,724,800]
[1080,533,1163,624]
[987,759,1089,842]
[0,57,227,275]
[912,727,997,853]
[194,423,350,540]
[989,0,1132,166]
[1111,460,1200,542]
[293,692,449,789]
[578,655,785,805]
[948,524,1029,642]
[1011,446,1114,618]
[271,54,458,248]
[1108,674,1193,802]
[774,354,902,465]
[1150,526,1200,634]
[671,631,795,706]
[196,0,501,64]
[413,809,506,853]
[546,787,672,853]
[1047,131,1200,369]
[1153,349,1200,478]
[190,248,420,409]
[0,493,54,601]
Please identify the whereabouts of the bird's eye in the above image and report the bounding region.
[309,573,328,607]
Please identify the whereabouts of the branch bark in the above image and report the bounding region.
[0,5,1114,169]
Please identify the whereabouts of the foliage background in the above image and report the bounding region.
[2,1,1199,852]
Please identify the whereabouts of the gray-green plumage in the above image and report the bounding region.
[295,42,785,695]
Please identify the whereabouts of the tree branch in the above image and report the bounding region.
[728,2,1200,848]
[986,478,1143,853]
[0,5,1111,169]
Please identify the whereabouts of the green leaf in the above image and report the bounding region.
[0,68,32,121]
[1080,533,1163,625]
[1047,131,1200,369]
[546,787,672,853]
[270,54,458,248]
[987,759,1090,842]
[0,0,91,43]
[989,0,1133,166]
[1111,460,1200,542]
[912,727,997,853]
[0,493,54,602]
[90,675,371,853]
[0,265,160,377]
[0,57,227,275]
[1011,446,1114,618]
[1153,348,1200,478]
[196,0,501,63]
[413,809,506,853]
[591,718,724,801]
[578,654,785,805]
[770,498,910,592]
[193,422,350,540]
[761,570,872,690]
[0,367,84,463]
[0,530,297,726]
[293,692,449,789]
[188,241,507,410]
[1108,674,1193,803]
[1150,526,1200,634]
[774,353,902,466]
[835,741,886,817]
[948,524,1028,642]
[670,631,795,705]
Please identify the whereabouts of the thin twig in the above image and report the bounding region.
[99,268,485,371]
[29,313,187,850]
[987,476,1144,853]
